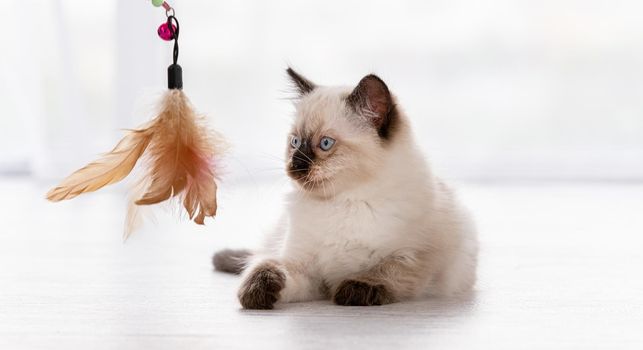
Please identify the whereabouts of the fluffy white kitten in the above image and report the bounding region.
[213,68,478,309]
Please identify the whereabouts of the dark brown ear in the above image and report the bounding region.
[286,67,316,95]
[347,74,397,139]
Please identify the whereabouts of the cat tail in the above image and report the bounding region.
[212,249,252,274]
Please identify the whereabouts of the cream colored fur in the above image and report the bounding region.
[241,81,478,305]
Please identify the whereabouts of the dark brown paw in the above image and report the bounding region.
[238,261,286,309]
[333,279,394,306]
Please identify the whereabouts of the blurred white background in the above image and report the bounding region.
[2,2,643,349]
[2,0,642,182]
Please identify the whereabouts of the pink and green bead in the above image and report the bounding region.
[152,0,176,41]
[151,0,171,10]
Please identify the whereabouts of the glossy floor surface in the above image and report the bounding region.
[1,178,642,349]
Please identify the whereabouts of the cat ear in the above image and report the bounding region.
[347,74,396,138]
[286,67,316,96]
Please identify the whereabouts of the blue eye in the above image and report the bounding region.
[320,136,336,151]
[290,135,301,149]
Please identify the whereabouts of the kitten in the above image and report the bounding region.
[213,68,478,309]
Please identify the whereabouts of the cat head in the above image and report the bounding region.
[284,67,403,198]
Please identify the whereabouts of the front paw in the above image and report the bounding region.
[333,279,394,306]
[238,261,286,309]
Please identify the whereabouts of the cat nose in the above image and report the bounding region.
[291,157,310,171]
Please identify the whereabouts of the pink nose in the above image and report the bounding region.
[157,23,177,41]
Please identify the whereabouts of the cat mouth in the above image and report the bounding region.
[287,169,308,183]
[289,173,329,192]
[295,176,333,195]
[287,163,334,194]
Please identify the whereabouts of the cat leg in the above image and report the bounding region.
[279,260,325,303]
[238,258,321,309]
[333,251,427,306]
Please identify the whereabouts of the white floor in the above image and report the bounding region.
[0,178,642,349]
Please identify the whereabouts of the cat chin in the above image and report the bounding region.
[292,177,338,198]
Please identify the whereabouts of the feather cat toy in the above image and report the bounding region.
[46,1,222,237]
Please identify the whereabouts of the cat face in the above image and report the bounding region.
[284,68,400,198]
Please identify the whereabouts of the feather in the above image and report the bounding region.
[47,89,222,236]
[134,90,219,225]
[46,129,153,202]
[123,173,153,240]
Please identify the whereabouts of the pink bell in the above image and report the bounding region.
[157,22,177,41]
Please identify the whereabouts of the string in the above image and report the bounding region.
[166,15,180,65]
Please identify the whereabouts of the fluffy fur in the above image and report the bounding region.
[214,69,478,309]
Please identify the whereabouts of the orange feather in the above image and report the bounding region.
[46,129,153,202]
[134,90,219,224]
[47,89,222,236]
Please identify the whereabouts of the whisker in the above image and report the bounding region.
[295,148,314,163]
[257,152,286,162]
[292,155,310,164]
[321,177,328,199]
